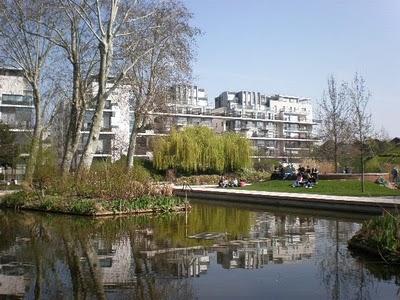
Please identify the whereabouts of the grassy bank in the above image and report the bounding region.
[0,191,188,216]
[348,213,400,263]
[240,179,400,197]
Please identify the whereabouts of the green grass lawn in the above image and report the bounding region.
[241,180,400,197]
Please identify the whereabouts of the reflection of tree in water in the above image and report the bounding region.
[0,211,196,299]
[351,252,400,298]
[315,219,394,300]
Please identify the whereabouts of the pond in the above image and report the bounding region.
[0,200,399,299]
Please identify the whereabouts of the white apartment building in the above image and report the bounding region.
[0,68,34,179]
[213,91,316,160]
[77,85,318,163]
[0,68,34,144]
[1,70,318,171]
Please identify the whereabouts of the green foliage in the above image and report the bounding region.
[33,146,59,189]
[237,169,271,182]
[107,196,185,213]
[69,199,98,215]
[0,191,27,208]
[174,175,221,185]
[45,160,165,201]
[350,213,400,262]
[0,191,183,215]
[0,122,19,168]
[153,126,252,173]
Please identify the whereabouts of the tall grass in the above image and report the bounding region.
[349,212,400,262]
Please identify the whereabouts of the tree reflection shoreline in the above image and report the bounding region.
[0,202,399,299]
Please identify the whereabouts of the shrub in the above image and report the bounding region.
[349,212,400,262]
[69,199,98,215]
[238,169,271,183]
[253,158,280,172]
[0,191,27,208]
[33,146,60,190]
[174,175,221,185]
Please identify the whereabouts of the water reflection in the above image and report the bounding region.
[0,202,399,299]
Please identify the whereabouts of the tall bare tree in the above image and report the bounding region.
[30,1,99,175]
[348,73,372,192]
[319,75,352,173]
[66,0,157,171]
[0,0,54,185]
[125,0,199,168]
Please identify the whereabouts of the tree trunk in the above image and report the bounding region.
[61,21,87,175]
[61,68,85,175]
[334,135,338,173]
[78,42,111,171]
[63,234,87,299]
[127,123,138,168]
[360,143,365,193]
[25,87,42,185]
[80,238,106,300]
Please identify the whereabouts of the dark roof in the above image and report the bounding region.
[390,137,400,145]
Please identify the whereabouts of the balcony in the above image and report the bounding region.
[81,125,113,133]
[1,94,34,106]
[1,120,33,130]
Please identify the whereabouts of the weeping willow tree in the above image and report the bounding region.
[223,132,252,171]
[153,127,252,173]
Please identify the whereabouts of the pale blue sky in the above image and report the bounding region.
[185,0,400,138]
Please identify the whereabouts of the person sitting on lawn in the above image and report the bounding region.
[293,174,305,187]
[219,176,228,188]
[311,167,319,182]
[306,165,311,175]
[232,178,239,187]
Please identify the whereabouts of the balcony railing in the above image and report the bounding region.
[1,121,33,130]
[1,95,33,106]
[81,125,113,132]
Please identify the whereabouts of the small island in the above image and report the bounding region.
[0,161,189,217]
[348,213,400,263]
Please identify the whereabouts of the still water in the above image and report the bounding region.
[0,200,399,299]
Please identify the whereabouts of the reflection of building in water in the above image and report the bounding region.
[216,240,270,269]
[141,246,210,278]
[91,229,211,284]
[93,238,135,287]
[0,254,30,298]
[214,213,316,269]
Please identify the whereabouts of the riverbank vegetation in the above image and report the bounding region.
[0,159,188,216]
[348,213,400,263]
[0,191,186,216]
[241,179,400,197]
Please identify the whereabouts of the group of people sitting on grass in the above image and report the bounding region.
[292,165,319,188]
[218,176,242,188]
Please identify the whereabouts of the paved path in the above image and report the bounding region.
[174,185,400,213]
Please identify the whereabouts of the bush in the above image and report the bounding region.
[43,160,167,201]
[349,213,400,262]
[33,146,60,190]
[106,196,184,213]
[174,175,221,185]
[0,191,27,208]
[253,159,280,172]
[69,199,98,215]
[238,169,271,183]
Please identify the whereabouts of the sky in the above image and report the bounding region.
[184,0,400,138]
